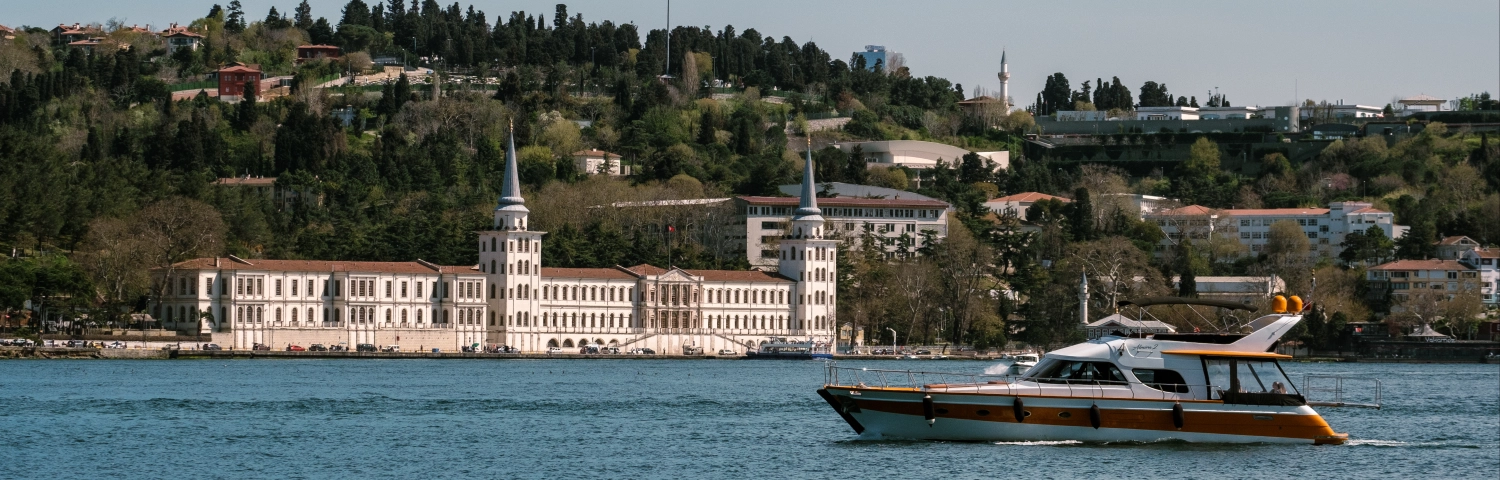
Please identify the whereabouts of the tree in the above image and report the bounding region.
[134,199,225,321]
[1396,220,1436,259]
[1338,225,1396,266]
[1263,220,1312,292]
[1184,137,1221,177]
[234,87,258,131]
[225,1,246,33]
[1068,187,1095,241]
[294,0,314,30]
[1039,73,1070,115]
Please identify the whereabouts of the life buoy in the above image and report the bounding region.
[1013,397,1026,423]
[1172,402,1185,430]
[1089,404,1102,429]
[922,395,935,426]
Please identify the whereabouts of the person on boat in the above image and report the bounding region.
[1271,382,1287,394]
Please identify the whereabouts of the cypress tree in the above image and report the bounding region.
[1069,187,1095,241]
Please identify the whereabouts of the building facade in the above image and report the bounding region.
[738,195,949,266]
[216,63,263,99]
[833,140,1008,171]
[1365,259,1492,312]
[157,131,839,352]
[1145,201,1405,258]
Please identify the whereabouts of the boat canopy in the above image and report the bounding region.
[1118,297,1258,312]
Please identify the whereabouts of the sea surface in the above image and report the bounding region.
[0,359,1495,479]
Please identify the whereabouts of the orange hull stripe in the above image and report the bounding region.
[852,398,1339,440]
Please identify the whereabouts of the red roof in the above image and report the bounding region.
[1438,236,1478,246]
[1156,205,1215,216]
[623,264,668,276]
[541,267,638,280]
[160,26,204,38]
[218,63,262,74]
[572,149,621,158]
[167,258,480,275]
[990,192,1070,204]
[1472,248,1500,259]
[738,196,948,209]
[1225,208,1330,216]
[1369,259,1472,271]
[688,269,793,282]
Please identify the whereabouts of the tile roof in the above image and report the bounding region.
[1437,236,1477,246]
[1472,248,1500,259]
[738,195,949,208]
[167,258,480,274]
[623,264,668,276]
[1155,205,1215,216]
[1225,208,1330,216]
[990,192,1071,203]
[540,267,639,280]
[571,149,620,158]
[1369,259,1473,271]
[687,269,794,283]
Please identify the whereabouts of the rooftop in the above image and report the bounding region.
[1369,259,1472,271]
[739,195,949,209]
[168,257,472,275]
[216,176,276,187]
[988,192,1071,204]
[572,149,621,158]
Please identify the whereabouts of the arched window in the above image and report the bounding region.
[402,309,408,324]
[385,309,392,323]
[416,309,424,323]
[291,308,298,324]
[307,308,314,324]
[256,307,263,323]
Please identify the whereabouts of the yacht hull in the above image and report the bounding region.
[820,387,1346,445]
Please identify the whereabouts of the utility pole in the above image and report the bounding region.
[664,0,671,78]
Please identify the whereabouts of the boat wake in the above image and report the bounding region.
[991,440,1083,446]
[982,359,1015,375]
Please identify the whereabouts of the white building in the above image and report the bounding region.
[571,149,629,176]
[739,195,949,266]
[985,192,1070,218]
[1171,276,1285,303]
[834,140,1008,171]
[1085,314,1176,340]
[1098,193,1175,217]
[1300,104,1383,120]
[155,131,839,353]
[1135,106,1199,121]
[1458,248,1500,307]
[1397,94,1446,114]
[1198,106,1261,120]
[1145,202,1406,258]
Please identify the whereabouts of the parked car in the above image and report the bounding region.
[356,343,377,352]
[202,343,223,351]
[546,347,563,354]
[914,349,932,355]
[308,344,327,352]
[380,345,400,353]
[107,342,125,349]
[330,344,348,352]
[717,349,738,356]
[286,345,306,352]
[251,343,271,351]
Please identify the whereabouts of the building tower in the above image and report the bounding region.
[997,50,1010,110]
[779,143,838,342]
[1078,271,1089,325]
[480,125,543,350]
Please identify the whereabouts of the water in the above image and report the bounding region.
[0,359,1495,479]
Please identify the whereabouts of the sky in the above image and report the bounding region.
[4,0,1497,108]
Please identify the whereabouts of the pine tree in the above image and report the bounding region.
[1069,187,1095,241]
[235,88,258,131]
[295,0,314,29]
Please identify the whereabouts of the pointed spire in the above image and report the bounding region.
[794,137,820,218]
[497,121,526,210]
[1001,49,1007,68]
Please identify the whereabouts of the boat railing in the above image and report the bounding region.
[1300,374,1382,409]
[824,363,1221,402]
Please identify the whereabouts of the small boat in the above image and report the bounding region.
[1003,353,1039,375]
[817,296,1349,444]
[747,337,833,360]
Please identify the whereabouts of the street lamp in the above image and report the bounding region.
[887,327,897,355]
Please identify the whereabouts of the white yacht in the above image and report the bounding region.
[817,296,1348,444]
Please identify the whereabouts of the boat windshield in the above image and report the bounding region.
[1203,358,1304,405]
[1026,360,1128,385]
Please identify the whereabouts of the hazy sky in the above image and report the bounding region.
[5,0,1497,107]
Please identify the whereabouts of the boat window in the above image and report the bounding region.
[1027,361,1128,385]
[1132,369,1190,393]
[1203,358,1303,405]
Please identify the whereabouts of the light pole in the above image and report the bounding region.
[887,327,897,355]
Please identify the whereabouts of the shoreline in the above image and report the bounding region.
[3,347,1496,363]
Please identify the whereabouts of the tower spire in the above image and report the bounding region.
[1079,271,1090,325]
[498,121,526,210]
[795,138,820,218]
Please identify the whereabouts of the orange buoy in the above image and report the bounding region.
[1288,296,1304,313]
[1272,295,1287,313]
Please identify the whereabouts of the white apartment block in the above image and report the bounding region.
[1145,201,1405,258]
[738,196,949,267]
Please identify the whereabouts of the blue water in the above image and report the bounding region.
[0,359,1495,479]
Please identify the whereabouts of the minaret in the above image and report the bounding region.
[480,124,544,350]
[779,141,838,340]
[1078,271,1089,325]
[997,50,1010,110]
